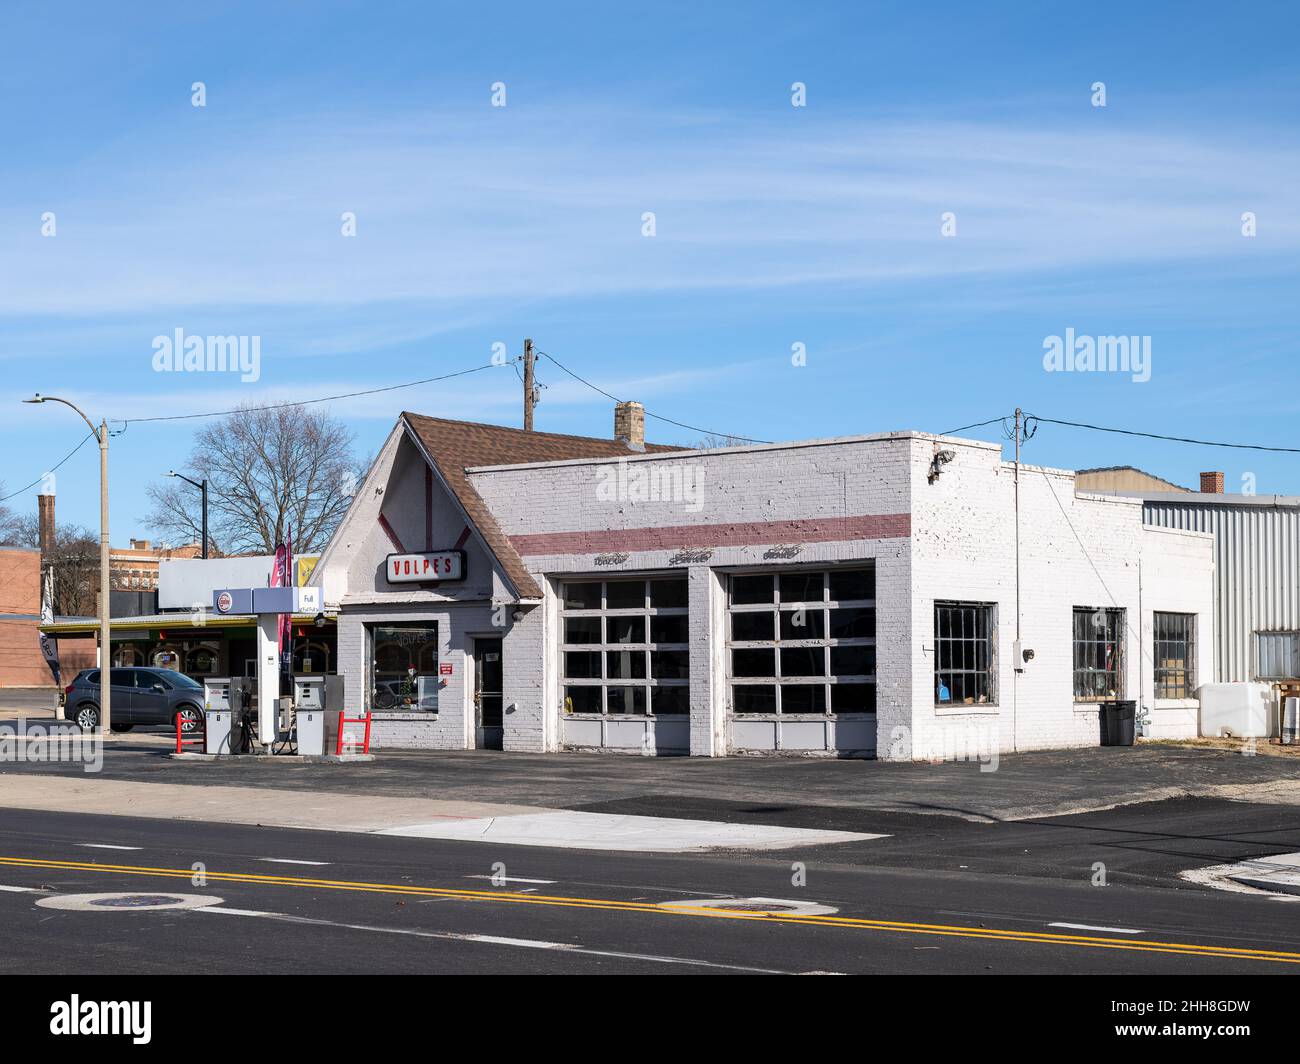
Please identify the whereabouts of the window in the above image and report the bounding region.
[1256,632,1300,680]
[1073,607,1125,701]
[1153,612,1195,699]
[934,601,996,706]
[560,577,689,716]
[369,623,439,712]
[727,567,876,716]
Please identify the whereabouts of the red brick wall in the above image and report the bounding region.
[0,549,49,686]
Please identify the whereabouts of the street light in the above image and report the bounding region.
[165,471,209,559]
[23,393,112,733]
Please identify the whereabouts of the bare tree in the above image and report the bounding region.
[692,433,746,449]
[145,403,362,555]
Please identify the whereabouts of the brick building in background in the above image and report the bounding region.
[0,546,48,687]
[0,492,202,688]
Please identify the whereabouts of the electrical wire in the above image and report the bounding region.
[1025,414,1300,455]
[538,351,772,445]
[123,361,510,424]
[0,431,96,503]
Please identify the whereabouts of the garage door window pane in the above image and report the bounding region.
[829,569,874,602]
[651,615,688,644]
[606,650,647,680]
[649,579,688,609]
[780,609,825,640]
[781,685,826,714]
[831,683,877,713]
[606,687,646,715]
[564,651,601,678]
[651,686,689,715]
[605,581,647,610]
[731,575,774,605]
[780,646,824,677]
[779,573,824,604]
[564,686,602,714]
[607,616,647,645]
[733,686,777,714]
[564,617,601,644]
[732,648,775,677]
[651,650,689,679]
[730,611,774,641]
[563,582,602,610]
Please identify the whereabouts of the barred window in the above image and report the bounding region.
[934,601,996,706]
[1073,607,1125,701]
[727,567,876,716]
[560,577,689,716]
[1153,612,1195,699]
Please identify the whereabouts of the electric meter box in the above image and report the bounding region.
[204,677,232,713]
[205,710,233,755]
[297,709,327,756]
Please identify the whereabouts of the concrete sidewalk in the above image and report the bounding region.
[0,775,879,852]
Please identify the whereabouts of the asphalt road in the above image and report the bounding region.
[1,805,1298,974]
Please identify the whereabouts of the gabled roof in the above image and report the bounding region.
[400,413,683,600]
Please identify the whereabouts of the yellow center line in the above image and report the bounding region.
[2,854,1295,965]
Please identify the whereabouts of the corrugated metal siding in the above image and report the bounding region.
[1143,502,1300,681]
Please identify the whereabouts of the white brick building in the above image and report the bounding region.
[312,406,1214,760]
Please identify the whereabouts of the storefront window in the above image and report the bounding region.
[370,623,439,712]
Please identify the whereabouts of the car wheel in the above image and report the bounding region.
[175,706,203,733]
[75,705,101,731]
[109,723,134,733]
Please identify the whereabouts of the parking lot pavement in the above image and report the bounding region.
[1,738,1298,824]
[0,689,58,719]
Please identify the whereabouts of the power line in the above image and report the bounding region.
[0,431,95,504]
[940,416,1013,437]
[1025,414,1300,455]
[123,361,510,424]
[537,351,772,445]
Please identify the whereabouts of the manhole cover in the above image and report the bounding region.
[90,895,189,908]
[657,896,839,917]
[36,892,223,912]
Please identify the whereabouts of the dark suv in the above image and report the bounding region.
[63,667,206,733]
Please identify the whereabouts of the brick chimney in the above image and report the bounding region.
[614,400,645,452]
[37,493,55,558]
[1200,471,1225,494]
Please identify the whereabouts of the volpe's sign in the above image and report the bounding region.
[386,550,466,584]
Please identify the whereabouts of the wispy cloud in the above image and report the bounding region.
[3,107,1296,318]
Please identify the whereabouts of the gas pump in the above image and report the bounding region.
[291,674,344,755]
[203,677,233,755]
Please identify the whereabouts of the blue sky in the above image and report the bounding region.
[2,0,1298,535]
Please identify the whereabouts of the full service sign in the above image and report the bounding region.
[386,550,466,584]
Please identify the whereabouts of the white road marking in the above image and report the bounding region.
[465,875,556,885]
[258,858,330,866]
[194,906,791,973]
[0,885,39,893]
[79,844,143,851]
[1048,922,1145,935]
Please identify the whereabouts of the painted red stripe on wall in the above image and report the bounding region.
[509,513,910,556]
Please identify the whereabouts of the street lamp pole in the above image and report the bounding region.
[24,394,112,733]
[165,471,209,559]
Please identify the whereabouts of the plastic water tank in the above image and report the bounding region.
[1198,682,1272,738]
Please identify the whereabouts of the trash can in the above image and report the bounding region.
[1101,700,1136,747]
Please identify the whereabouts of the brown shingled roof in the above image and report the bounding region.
[400,412,683,599]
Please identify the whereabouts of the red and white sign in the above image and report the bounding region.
[439,663,453,676]
[386,550,466,584]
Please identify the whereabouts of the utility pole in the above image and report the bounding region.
[522,338,536,431]
[25,395,112,733]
